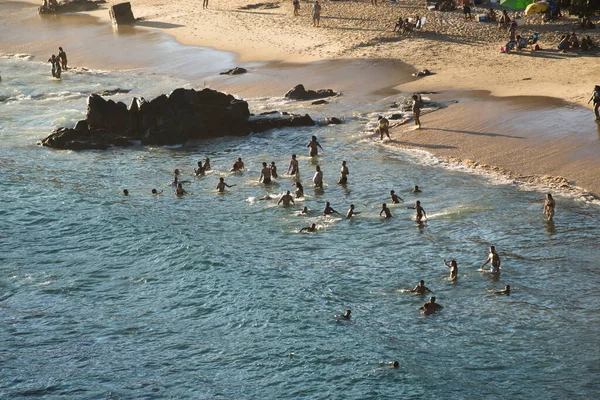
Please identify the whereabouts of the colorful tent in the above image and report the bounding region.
[499,0,533,9]
[524,1,549,14]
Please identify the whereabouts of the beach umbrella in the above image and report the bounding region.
[499,0,533,9]
[524,1,549,14]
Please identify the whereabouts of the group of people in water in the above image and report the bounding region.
[47,47,67,78]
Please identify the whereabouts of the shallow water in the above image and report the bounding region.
[2,49,600,399]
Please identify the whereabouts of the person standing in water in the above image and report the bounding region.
[216,177,236,192]
[278,191,295,206]
[204,157,211,170]
[313,165,323,189]
[58,47,67,70]
[259,162,272,184]
[380,203,392,218]
[307,135,323,157]
[412,94,423,129]
[481,246,501,273]
[231,157,244,172]
[378,116,390,140]
[288,154,299,176]
[390,190,403,204]
[270,162,278,178]
[194,161,205,176]
[346,204,360,218]
[443,259,458,281]
[408,200,426,222]
[410,280,432,294]
[543,193,555,221]
[588,85,600,121]
[338,160,349,184]
[294,181,304,198]
[323,201,339,216]
[420,296,443,315]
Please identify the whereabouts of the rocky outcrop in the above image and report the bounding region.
[109,2,136,25]
[284,84,339,101]
[38,0,103,15]
[220,67,248,76]
[40,88,317,150]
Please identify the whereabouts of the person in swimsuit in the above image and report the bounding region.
[307,135,323,157]
[175,183,188,196]
[173,168,181,177]
[216,177,236,192]
[323,201,339,216]
[338,160,349,184]
[412,94,423,129]
[481,246,501,273]
[380,203,392,218]
[543,193,555,221]
[420,297,443,315]
[231,157,244,172]
[278,190,295,206]
[346,204,360,218]
[588,85,600,121]
[410,280,432,294]
[408,200,426,222]
[204,157,211,170]
[443,259,458,281]
[294,181,304,198]
[194,161,205,176]
[299,223,317,233]
[313,165,323,189]
[58,47,67,70]
[312,0,321,27]
[390,190,403,204]
[259,162,272,184]
[270,162,278,178]
[378,116,390,140]
[412,185,421,193]
[288,154,299,176]
[48,55,58,78]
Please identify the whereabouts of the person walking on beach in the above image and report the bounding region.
[259,162,272,184]
[278,191,295,206]
[313,165,323,189]
[588,85,600,121]
[412,94,423,129]
[380,203,392,218]
[338,160,349,184]
[307,135,323,157]
[288,154,299,176]
[216,177,236,192]
[378,116,390,140]
[481,246,501,274]
[543,193,556,221]
[203,0,209,9]
[443,259,458,281]
[312,1,322,27]
[293,0,300,16]
[58,47,67,70]
[408,200,426,222]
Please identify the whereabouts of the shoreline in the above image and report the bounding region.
[2,0,600,196]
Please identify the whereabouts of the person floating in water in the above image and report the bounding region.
[543,193,555,221]
[58,47,67,70]
[299,223,317,233]
[420,296,443,315]
[390,190,403,204]
[323,201,339,216]
[259,162,272,184]
[307,135,323,157]
[288,154,299,176]
[294,181,304,198]
[410,280,432,294]
[278,191,295,206]
[338,160,349,184]
[313,165,323,189]
[481,245,501,273]
[380,203,392,218]
[443,259,458,281]
[489,285,510,295]
[588,85,600,121]
[231,157,244,172]
[412,185,421,193]
[216,177,236,192]
[378,115,390,140]
[408,200,426,222]
[346,204,360,218]
[194,161,205,176]
[412,94,423,129]
[270,162,278,178]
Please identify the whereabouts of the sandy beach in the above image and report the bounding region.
[4,0,600,195]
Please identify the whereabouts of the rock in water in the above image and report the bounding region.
[220,67,248,76]
[284,84,339,101]
[110,2,135,24]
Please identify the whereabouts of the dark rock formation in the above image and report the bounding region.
[284,84,339,101]
[40,88,316,150]
[220,67,248,76]
[325,117,342,125]
[109,2,136,25]
[38,0,103,15]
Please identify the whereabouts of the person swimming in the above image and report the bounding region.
[299,223,317,233]
[278,191,295,206]
[420,296,442,315]
[380,203,392,218]
[307,135,323,157]
[412,185,421,193]
[294,181,304,198]
[410,280,432,294]
[123,189,129,196]
[390,190,403,204]
[231,157,244,172]
[301,206,309,214]
[481,245,501,273]
[151,188,163,195]
[259,162,272,184]
[408,200,426,222]
[443,259,458,281]
[338,160,349,184]
[489,285,510,295]
[323,201,339,216]
[175,182,188,196]
[288,154,299,176]
[216,177,236,192]
[391,361,400,368]
[313,166,323,189]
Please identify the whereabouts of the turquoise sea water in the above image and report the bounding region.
[2,48,600,399]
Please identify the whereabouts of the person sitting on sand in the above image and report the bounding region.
[288,154,299,176]
[412,185,421,193]
[338,160,349,184]
[380,203,392,218]
[481,245,501,273]
[412,94,423,129]
[346,204,360,218]
[569,32,580,49]
[231,157,244,172]
[307,135,323,157]
[378,116,390,140]
[216,177,236,192]
[558,35,570,52]
[443,259,458,281]
[420,296,443,315]
[294,181,304,198]
[498,10,510,29]
[410,280,432,294]
[402,18,415,34]
[278,191,295,206]
[58,47,67,70]
[516,35,529,50]
[408,200,426,222]
[312,0,321,27]
[486,8,497,22]
[313,165,323,189]
[259,162,272,184]
[393,16,403,33]
[390,190,403,204]
[323,201,339,216]
[588,85,600,121]
[194,161,205,176]
[123,189,129,196]
[299,223,317,233]
[489,285,510,295]
[543,193,556,220]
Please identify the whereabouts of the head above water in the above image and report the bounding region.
[219,177,224,182]
[419,280,425,285]
[430,296,436,303]
[490,246,496,252]
[292,154,296,159]
[312,135,317,141]
[123,189,129,196]
[392,361,399,368]
[152,188,157,194]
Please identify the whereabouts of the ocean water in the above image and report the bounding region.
[2,49,600,400]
